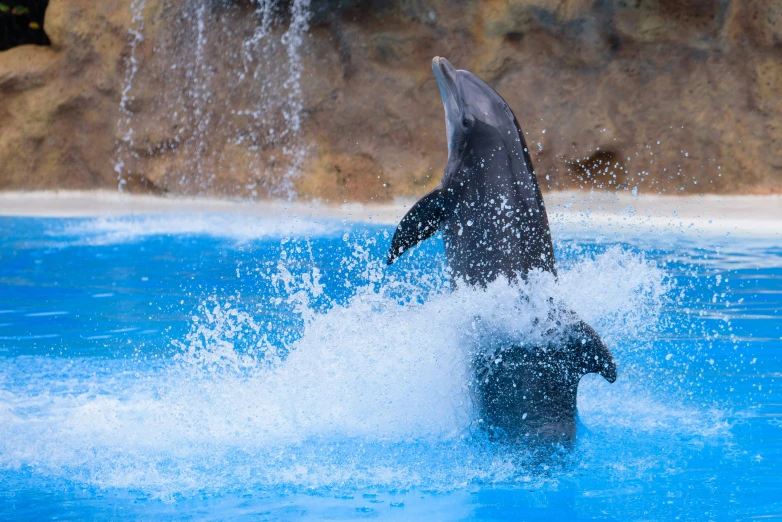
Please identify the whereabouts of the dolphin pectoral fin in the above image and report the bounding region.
[599,350,617,383]
[569,320,617,383]
[386,186,445,265]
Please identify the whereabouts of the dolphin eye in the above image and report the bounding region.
[462,118,470,128]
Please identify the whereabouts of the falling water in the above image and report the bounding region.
[278,0,311,197]
[188,1,211,186]
[113,0,147,193]
[240,0,312,198]
[113,0,311,198]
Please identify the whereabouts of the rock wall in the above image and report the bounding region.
[1,0,781,199]
[0,0,142,190]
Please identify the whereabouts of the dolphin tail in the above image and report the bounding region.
[386,186,444,265]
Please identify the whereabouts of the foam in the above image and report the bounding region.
[1,191,780,239]
[49,213,344,246]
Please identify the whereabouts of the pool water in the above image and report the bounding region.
[0,213,779,520]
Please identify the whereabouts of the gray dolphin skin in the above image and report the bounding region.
[386,57,617,444]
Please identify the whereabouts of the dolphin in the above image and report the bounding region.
[386,57,616,444]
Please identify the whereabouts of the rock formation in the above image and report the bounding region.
[1,0,780,199]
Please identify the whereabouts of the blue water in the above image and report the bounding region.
[0,213,779,520]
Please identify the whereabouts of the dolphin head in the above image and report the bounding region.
[432,56,520,161]
[387,57,557,278]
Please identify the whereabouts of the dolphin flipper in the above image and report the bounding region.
[565,320,617,383]
[387,186,444,265]
[475,318,617,443]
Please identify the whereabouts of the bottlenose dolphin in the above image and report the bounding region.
[386,57,616,444]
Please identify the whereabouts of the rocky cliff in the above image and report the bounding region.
[1,0,781,200]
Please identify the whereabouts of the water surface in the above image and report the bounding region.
[0,214,779,520]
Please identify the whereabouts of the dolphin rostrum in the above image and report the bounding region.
[386,57,616,444]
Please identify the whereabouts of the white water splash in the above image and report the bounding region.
[0,243,731,500]
[48,214,343,245]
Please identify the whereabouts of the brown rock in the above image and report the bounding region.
[0,0,780,198]
[298,152,392,202]
[0,45,59,92]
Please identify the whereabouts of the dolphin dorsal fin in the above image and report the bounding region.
[386,186,444,265]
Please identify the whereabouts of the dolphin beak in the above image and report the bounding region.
[432,57,457,93]
[432,57,461,140]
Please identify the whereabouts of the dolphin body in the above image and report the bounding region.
[386,57,616,444]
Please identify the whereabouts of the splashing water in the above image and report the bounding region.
[0,216,778,519]
[0,227,703,493]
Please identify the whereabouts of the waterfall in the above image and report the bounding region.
[279,0,311,197]
[241,0,312,198]
[114,0,312,199]
[114,0,147,193]
[189,1,211,187]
